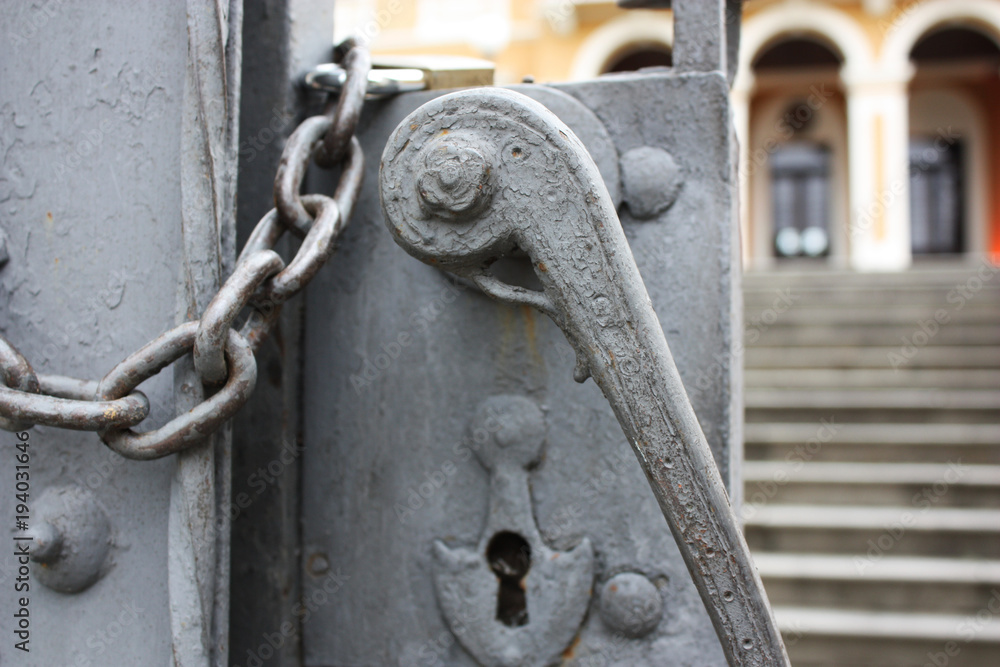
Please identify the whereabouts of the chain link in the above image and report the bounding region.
[0,40,369,460]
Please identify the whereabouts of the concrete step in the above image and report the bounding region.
[744,264,1000,288]
[745,345,1000,369]
[745,368,1000,390]
[745,422,1000,464]
[755,553,1000,615]
[743,462,1000,508]
[743,288,1000,309]
[750,323,1000,347]
[744,505,1000,558]
[773,606,1000,667]
[743,284,1000,304]
[742,268,1000,665]
[747,388,1000,410]
[745,388,1000,424]
[747,410,999,426]
[744,306,1000,326]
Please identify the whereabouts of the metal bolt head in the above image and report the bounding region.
[416,137,493,221]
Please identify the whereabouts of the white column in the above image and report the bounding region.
[844,68,914,271]
[731,81,752,269]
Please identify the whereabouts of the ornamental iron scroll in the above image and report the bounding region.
[380,88,790,667]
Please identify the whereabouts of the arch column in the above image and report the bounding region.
[731,79,752,268]
[843,68,914,271]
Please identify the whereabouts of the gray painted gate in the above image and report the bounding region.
[0,1,767,665]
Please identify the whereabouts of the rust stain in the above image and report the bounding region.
[561,635,582,661]
[609,584,618,593]
[521,305,543,367]
[440,128,449,136]
[537,261,547,272]
[409,123,418,131]
[522,305,536,346]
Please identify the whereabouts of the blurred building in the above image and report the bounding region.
[335,0,1000,271]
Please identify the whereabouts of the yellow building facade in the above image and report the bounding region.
[336,0,1000,271]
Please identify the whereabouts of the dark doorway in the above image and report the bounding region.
[909,138,964,254]
[770,142,832,258]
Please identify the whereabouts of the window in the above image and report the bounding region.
[909,137,964,254]
[770,143,831,257]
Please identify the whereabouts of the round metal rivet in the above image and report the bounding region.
[598,572,664,638]
[30,485,112,594]
[307,552,330,576]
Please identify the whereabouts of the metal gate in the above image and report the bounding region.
[0,1,783,665]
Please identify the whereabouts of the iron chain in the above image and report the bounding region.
[0,40,370,460]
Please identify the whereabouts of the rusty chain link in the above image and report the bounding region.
[0,40,370,460]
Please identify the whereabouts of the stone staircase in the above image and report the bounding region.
[741,265,1000,667]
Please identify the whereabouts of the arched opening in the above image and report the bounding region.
[601,42,672,73]
[569,12,673,81]
[908,25,1000,257]
[747,36,848,266]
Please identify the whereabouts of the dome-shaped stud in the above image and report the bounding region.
[598,572,665,638]
[620,146,683,219]
[29,485,112,594]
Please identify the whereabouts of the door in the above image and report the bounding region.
[910,136,965,255]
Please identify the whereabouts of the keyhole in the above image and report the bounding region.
[487,531,531,627]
